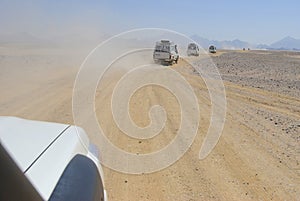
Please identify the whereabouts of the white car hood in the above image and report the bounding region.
[0,116,69,173]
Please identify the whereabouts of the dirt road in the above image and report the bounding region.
[0,47,299,200]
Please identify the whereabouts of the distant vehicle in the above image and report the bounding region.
[209,45,217,53]
[153,40,179,65]
[0,116,107,201]
[187,43,200,56]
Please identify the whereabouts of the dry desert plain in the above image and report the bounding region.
[0,45,299,200]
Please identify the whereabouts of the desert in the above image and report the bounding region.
[0,44,299,200]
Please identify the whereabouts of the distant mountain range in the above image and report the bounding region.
[0,32,299,51]
[191,35,300,51]
[256,36,300,50]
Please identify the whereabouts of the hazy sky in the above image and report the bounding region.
[0,0,299,44]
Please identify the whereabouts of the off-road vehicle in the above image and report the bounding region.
[153,40,179,65]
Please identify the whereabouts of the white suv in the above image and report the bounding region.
[209,45,217,53]
[187,43,200,56]
[0,116,107,201]
[153,40,179,65]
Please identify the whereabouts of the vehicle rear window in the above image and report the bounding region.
[155,45,170,52]
[188,44,197,50]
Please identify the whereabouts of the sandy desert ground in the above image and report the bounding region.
[0,45,299,200]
